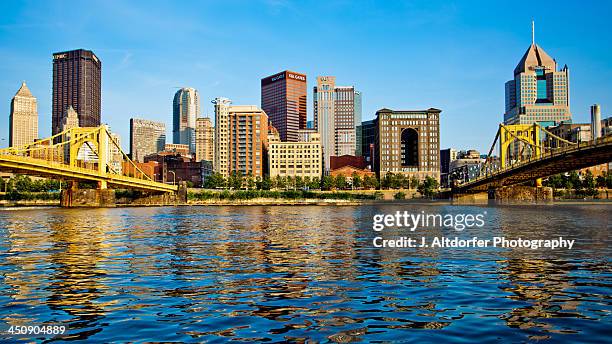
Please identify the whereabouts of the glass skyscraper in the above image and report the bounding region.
[504,42,571,125]
[173,87,200,153]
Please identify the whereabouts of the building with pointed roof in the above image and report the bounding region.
[61,105,79,131]
[504,29,571,125]
[9,81,38,147]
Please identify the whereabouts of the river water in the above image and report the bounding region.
[0,204,610,343]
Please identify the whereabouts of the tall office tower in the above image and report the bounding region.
[52,49,101,136]
[129,118,166,162]
[61,106,80,131]
[213,97,232,176]
[354,91,363,156]
[228,106,269,178]
[9,81,38,147]
[374,108,441,182]
[261,70,307,142]
[61,106,79,163]
[335,86,356,156]
[504,27,571,125]
[195,117,214,162]
[313,76,358,172]
[360,119,377,168]
[173,87,200,153]
[314,76,335,171]
[591,104,602,140]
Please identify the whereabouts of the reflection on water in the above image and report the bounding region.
[0,205,609,342]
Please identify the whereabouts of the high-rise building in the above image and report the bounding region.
[268,128,322,179]
[313,76,359,171]
[195,117,214,162]
[228,105,269,177]
[360,119,377,169]
[504,28,571,125]
[213,97,232,176]
[129,118,166,162]
[591,104,602,139]
[261,70,307,142]
[108,131,122,174]
[61,106,80,163]
[52,49,101,136]
[374,108,441,182]
[61,106,80,131]
[9,81,38,147]
[354,91,363,156]
[173,87,200,153]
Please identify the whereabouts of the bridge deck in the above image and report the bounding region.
[0,154,177,192]
[454,136,612,193]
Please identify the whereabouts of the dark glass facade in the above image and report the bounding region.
[360,119,376,165]
[52,49,102,135]
[261,70,307,142]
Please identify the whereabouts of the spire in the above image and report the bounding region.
[532,20,535,45]
[14,81,34,98]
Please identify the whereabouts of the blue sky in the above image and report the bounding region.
[0,0,610,152]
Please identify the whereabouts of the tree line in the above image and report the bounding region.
[544,170,611,197]
[202,171,439,194]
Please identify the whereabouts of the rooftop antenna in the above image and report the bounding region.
[532,20,535,45]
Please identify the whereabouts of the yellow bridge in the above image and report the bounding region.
[453,123,612,193]
[0,126,177,193]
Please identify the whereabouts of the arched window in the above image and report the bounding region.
[401,128,418,167]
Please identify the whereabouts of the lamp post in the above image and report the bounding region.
[168,171,176,185]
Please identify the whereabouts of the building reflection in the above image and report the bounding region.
[496,207,583,338]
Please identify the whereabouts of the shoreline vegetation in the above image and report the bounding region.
[0,173,611,207]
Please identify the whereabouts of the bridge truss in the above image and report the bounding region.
[0,126,177,192]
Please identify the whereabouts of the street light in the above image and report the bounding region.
[168,171,176,185]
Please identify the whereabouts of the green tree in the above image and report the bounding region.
[286,176,295,190]
[352,172,362,189]
[246,173,256,190]
[381,172,393,189]
[321,176,333,190]
[335,175,347,190]
[295,176,304,190]
[583,170,596,196]
[204,172,226,189]
[228,171,244,190]
[410,176,420,189]
[260,176,272,190]
[309,177,321,190]
[417,176,439,198]
[275,175,286,190]
[568,171,581,193]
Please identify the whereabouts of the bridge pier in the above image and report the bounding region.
[61,182,116,207]
[451,191,489,204]
[493,186,553,203]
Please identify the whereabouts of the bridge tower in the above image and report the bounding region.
[499,123,543,186]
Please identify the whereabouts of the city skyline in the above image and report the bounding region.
[0,1,610,153]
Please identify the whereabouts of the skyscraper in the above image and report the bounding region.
[9,81,38,147]
[261,70,307,142]
[195,117,214,162]
[354,91,363,156]
[52,49,101,136]
[213,97,232,177]
[504,27,571,125]
[313,76,359,172]
[130,118,166,162]
[173,87,200,153]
